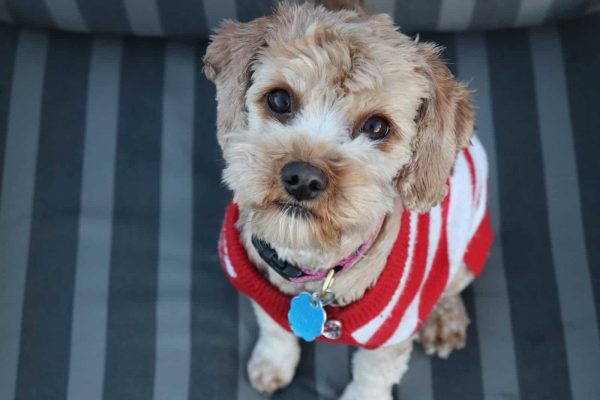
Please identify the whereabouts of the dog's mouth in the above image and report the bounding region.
[276,201,312,219]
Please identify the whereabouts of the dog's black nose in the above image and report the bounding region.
[281,161,328,201]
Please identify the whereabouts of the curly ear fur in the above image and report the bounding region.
[203,17,270,148]
[397,43,474,213]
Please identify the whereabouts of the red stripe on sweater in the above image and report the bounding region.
[415,187,451,333]
[464,210,494,276]
[364,213,430,348]
[221,204,294,331]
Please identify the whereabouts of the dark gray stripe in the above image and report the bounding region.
[395,0,443,33]
[443,31,485,400]
[399,32,467,400]
[586,0,600,14]
[396,348,433,400]
[417,33,485,400]
[189,42,238,400]
[531,26,600,400]
[124,0,163,36]
[559,11,600,344]
[44,0,87,31]
[486,28,572,400]
[76,0,130,34]
[0,1,11,21]
[153,41,194,400]
[371,0,395,17]
[273,343,318,400]
[314,342,349,398]
[103,37,164,400]
[202,0,237,30]
[456,31,521,400]
[0,28,47,400]
[0,23,18,198]
[6,0,53,27]
[470,0,521,30]
[67,37,121,400]
[515,0,553,26]
[157,0,208,37]
[15,30,90,400]
[437,0,476,31]
[432,287,484,400]
[547,0,590,23]
[235,0,275,22]
[237,297,265,400]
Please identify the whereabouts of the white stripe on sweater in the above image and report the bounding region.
[221,237,237,278]
[468,136,489,239]
[446,153,474,290]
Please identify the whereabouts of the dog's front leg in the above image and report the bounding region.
[340,339,413,400]
[247,301,300,395]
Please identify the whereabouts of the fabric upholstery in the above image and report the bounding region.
[0,0,599,37]
[0,9,599,400]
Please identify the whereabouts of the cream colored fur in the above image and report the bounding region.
[203,1,476,398]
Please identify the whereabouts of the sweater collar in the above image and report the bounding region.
[219,202,412,347]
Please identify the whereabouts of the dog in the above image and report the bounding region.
[204,1,493,398]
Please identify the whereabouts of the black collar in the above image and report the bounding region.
[251,235,305,280]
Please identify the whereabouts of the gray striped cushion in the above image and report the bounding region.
[0,0,600,36]
[0,10,600,400]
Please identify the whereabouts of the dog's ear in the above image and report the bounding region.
[203,17,269,147]
[396,43,474,213]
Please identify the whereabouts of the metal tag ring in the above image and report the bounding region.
[320,288,336,306]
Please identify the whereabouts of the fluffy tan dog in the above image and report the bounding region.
[204,1,485,398]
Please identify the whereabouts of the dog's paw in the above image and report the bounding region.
[419,295,470,359]
[247,337,300,395]
[339,381,392,400]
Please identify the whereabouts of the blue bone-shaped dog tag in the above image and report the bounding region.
[288,292,326,341]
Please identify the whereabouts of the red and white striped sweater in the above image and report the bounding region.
[219,136,493,349]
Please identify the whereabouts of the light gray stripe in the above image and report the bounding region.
[237,296,264,400]
[0,0,12,22]
[315,342,349,399]
[437,0,476,31]
[44,0,87,31]
[66,38,121,400]
[152,41,195,400]
[124,0,163,36]
[0,29,47,400]
[370,0,395,18]
[515,0,553,27]
[455,32,521,400]
[530,27,600,400]
[202,0,237,30]
[396,348,433,399]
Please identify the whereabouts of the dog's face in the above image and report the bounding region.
[204,4,473,254]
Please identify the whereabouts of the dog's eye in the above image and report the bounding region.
[266,89,292,114]
[360,116,390,140]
